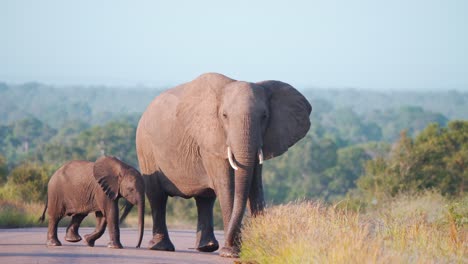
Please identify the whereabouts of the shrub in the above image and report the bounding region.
[0,162,56,203]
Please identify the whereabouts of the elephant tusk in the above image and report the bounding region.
[227,146,239,171]
[258,148,264,165]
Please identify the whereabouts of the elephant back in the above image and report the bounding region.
[136,73,235,175]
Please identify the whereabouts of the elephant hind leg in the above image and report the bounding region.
[147,174,174,251]
[46,215,62,247]
[65,214,87,242]
[195,196,219,252]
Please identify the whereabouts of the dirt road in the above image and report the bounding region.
[0,227,234,264]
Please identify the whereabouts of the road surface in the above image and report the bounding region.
[0,228,235,264]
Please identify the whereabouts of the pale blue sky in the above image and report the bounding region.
[1,0,467,90]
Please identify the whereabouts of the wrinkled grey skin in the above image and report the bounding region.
[136,73,311,257]
[39,156,145,249]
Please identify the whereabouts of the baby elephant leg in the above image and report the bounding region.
[46,216,62,247]
[105,202,123,249]
[65,214,87,242]
[84,212,107,247]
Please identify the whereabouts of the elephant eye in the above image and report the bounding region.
[222,112,227,118]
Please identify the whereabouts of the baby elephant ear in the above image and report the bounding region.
[93,156,121,200]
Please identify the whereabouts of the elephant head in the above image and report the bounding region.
[177,73,312,251]
[93,156,145,248]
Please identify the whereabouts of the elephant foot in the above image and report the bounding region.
[107,241,123,249]
[83,234,95,247]
[196,238,219,252]
[148,235,175,251]
[46,238,62,247]
[219,246,240,258]
[65,232,82,243]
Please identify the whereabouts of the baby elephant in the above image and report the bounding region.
[39,156,145,248]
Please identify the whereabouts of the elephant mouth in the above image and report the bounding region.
[227,146,263,171]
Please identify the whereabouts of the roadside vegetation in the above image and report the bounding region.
[0,83,466,261]
[240,192,467,263]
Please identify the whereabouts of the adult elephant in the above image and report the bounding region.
[136,73,311,257]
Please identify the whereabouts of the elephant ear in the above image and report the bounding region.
[176,73,236,157]
[258,80,312,160]
[93,156,121,200]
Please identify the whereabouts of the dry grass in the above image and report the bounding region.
[0,200,96,228]
[240,192,467,264]
[0,200,48,228]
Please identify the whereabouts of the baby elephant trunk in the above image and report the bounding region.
[136,194,145,248]
[119,193,145,248]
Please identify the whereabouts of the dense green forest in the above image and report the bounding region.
[0,82,466,226]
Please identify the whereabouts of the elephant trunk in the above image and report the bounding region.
[224,145,256,249]
[136,193,145,248]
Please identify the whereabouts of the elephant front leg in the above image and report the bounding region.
[202,155,238,257]
[65,214,87,242]
[195,196,219,252]
[84,212,107,247]
[105,201,123,249]
[248,164,265,216]
[147,182,175,251]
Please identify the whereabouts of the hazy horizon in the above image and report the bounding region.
[3,79,468,95]
[1,1,467,91]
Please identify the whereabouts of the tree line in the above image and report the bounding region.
[0,82,466,222]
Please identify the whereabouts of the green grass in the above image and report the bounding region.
[240,192,467,263]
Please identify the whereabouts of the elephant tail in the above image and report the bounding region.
[39,197,48,223]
